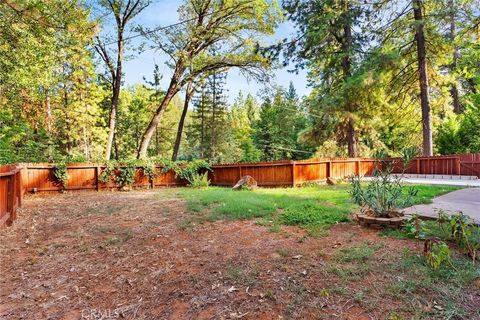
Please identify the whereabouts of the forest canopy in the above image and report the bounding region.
[1,0,479,165]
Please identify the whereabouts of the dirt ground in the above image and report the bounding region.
[0,189,479,320]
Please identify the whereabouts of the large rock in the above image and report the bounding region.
[326,177,337,185]
[232,175,258,190]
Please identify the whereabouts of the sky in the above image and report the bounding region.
[113,0,310,103]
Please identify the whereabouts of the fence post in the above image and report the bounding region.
[16,169,21,211]
[355,160,360,176]
[326,161,331,179]
[239,166,242,179]
[455,158,461,176]
[291,161,296,187]
[7,175,15,225]
[95,165,100,191]
[416,159,420,174]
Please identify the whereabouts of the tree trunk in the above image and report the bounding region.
[341,2,358,157]
[211,73,217,159]
[155,127,159,156]
[138,67,183,159]
[45,95,52,133]
[105,32,124,160]
[449,0,462,114]
[113,132,119,160]
[172,81,195,161]
[347,118,357,158]
[413,0,433,156]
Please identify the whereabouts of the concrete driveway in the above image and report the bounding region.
[403,188,480,223]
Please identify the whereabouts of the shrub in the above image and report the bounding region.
[53,162,69,189]
[403,214,426,240]
[116,161,137,190]
[99,162,116,184]
[188,172,210,188]
[98,161,136,190]
[350,147,418,217]
[142,160,159,187]
[424,240,452,270]
[449,212,479,263]
[159,159,211,185]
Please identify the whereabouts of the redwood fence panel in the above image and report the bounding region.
[0,165,24,228]
[209,158,378,186]
[458,154,480,177]
[20,163,187,193]
[391,154,480,177]
[209,161,294,186]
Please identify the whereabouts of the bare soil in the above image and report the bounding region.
[0,189,479,320]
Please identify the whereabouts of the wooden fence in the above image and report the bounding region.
[1,154,479,228]
[21,163,186,193]
[391,154,480,177]
[209,158,377,186]
[0,165,24,228]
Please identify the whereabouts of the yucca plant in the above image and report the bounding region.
[350,147,418,217]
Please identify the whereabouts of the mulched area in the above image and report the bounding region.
[0,189,479,320]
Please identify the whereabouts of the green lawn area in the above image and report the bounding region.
[179,184,461,230]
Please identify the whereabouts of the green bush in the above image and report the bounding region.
[449,212,479,263]
[117,161,136,190]
[98,160,136,189]
[436,104,480,154]
[142,160,159,186]
[158,159,211,184]
[53,162,69,189]
[99,162,116,184]
[188,172,210,188]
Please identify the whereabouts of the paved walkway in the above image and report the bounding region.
[401,177,480,187]
[362,176,480,187]
[403,188,480,223]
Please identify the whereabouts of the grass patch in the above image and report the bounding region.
[380,219,457,241]
[385,248,480,317]
[178,184,456,230]
[306,225,330,238]
[326,263,371,281]
[335,242,375,263]
[180,186,356,228]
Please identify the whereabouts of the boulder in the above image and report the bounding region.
[326,177,337,185]
[232,175,258,190]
